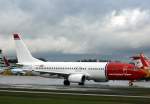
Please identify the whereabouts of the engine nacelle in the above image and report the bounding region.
[68,74,85,83]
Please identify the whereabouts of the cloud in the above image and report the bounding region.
[0,36,14,55]
[52,8,150,54]
[102,8,150,49]
[0,1,150,57]
[26,36,83,54]
[105,8,150,31]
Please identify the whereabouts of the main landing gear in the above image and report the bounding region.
[63,80,85,86]
[78,82,84,86]
[64,79,70,86]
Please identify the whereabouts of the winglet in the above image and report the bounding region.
[13,34,20,40]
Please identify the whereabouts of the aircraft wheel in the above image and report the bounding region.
[129,81,133,86]
[78,82,84,86]
[64,80,70,86]
[79,76,85,85]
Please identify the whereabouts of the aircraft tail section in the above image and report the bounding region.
[131,53,150,68]
[139,53,150,68]
[3,56,10,67]
[13,34,42,63]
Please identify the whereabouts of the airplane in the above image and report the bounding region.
[0,56,11,74]
[13,34,146,86]
[3,56,50,76]
[131,53,150,80]
[3,56,32,75]
[0,68,4,74]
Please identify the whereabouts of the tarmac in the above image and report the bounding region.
[0,76,150,98]
[0,75,150,89]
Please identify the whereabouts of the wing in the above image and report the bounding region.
[33,70,69,78]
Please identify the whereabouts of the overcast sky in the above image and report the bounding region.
[0,0,150,60]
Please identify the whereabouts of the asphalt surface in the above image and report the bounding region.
[0,76,150,98]
[0,75,150,88]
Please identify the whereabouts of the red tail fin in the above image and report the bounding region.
[139,53,149,68]
[131,53,150,68]
[13,34,20,40]
[3,56,10,67]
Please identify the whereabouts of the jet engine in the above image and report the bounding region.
[68,74,85,83]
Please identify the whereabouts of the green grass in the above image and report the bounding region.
[0,91,150,104]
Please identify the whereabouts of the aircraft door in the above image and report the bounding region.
[123,66,128,79]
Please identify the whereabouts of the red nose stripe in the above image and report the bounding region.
[13,34,20,40]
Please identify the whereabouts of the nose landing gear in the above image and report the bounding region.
[129,80,134,86]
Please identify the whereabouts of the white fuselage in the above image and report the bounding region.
[24,62,108,81]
